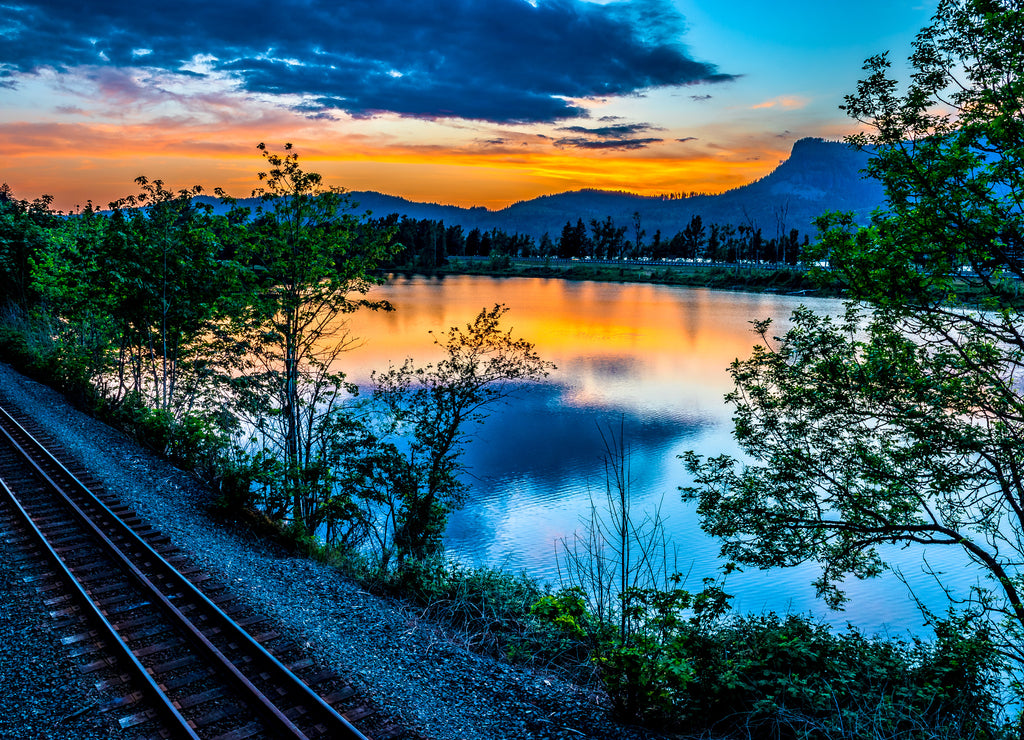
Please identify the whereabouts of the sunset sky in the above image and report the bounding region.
[1,0,935,212]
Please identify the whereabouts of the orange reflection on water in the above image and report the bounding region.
[336,275,839,416]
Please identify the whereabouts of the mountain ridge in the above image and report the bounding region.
[206,138,884,242]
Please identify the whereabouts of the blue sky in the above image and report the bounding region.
[0,0,936,210]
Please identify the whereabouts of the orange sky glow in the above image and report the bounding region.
[0,116,791,213]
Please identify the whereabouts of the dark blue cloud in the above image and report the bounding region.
[1,0,735,124]
[555,137,663,150]
[555,121,663,149]
[558,122,661,137]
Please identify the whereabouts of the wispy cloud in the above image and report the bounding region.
[751,95,808,110]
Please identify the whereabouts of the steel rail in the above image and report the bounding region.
[0,474,201,739]
[0,404,371,740]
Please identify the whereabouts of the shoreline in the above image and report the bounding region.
[401,256,840,297]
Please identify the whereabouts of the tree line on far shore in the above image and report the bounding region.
[371,211,812,271]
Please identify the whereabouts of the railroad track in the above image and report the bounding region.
[0,402,405,740]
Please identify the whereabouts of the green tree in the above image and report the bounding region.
[465,227,484,256]
[631,211,646,258]
[684,0,1024,663]
[590,216,627,260]
[28,181,241,450]
[356,304,553,565]
[538,232,555,257]
[0,184,57,310]
[445,223,465,257]
[108,178,231,414]
[558,218,590,259]
[229,143,394,527]
[0,187,87,391]
[28,201,116,394]
[679,214,706,261]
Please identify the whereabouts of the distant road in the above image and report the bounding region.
[448,255,819,272]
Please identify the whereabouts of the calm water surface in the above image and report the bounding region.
[341,274,974,636]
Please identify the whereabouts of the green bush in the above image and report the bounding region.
[396,559,546,640]
[279,520,322,557]
[598,634,694,723]
[97,392,231,476]
[526,577,1008,737]
[655,612,1005,738]
[531,588,588,639]
[0,310,81,395]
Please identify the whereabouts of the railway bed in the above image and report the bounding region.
[0,402,408,740]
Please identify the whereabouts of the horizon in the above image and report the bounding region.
[66,134,835,217]
[2,1,935,213]
[148,135,852,214]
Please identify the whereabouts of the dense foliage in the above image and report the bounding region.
[336,550,1008,738]
[0,146,552,566]
[369,210,813,269]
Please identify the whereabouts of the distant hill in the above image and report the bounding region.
[205,138,885,242]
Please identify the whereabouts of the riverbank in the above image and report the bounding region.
[391,256,1024,308]
[423,256,841,296]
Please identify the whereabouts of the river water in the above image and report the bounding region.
[341,274,975,636]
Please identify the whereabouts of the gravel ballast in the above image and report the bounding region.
[0,362,667,740]
[0,533,130,740]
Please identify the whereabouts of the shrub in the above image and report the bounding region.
[527,580,1008,737]
[665,612,1006,738]
[598,634,694,724]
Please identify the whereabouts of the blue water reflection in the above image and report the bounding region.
[457,383,709,484]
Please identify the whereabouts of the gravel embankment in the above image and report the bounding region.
[0,362,667,740]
